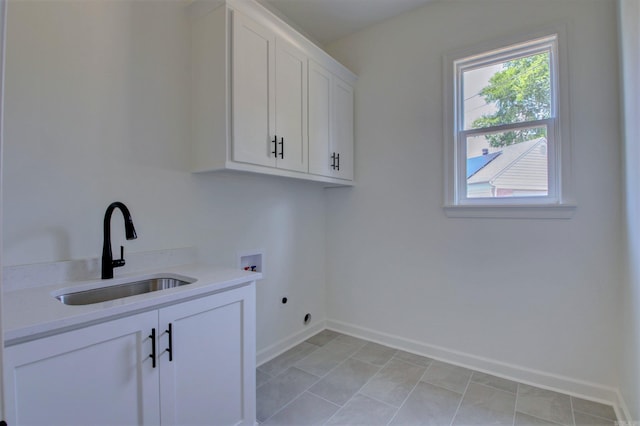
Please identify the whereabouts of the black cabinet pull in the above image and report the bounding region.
[331,152,336,170]
[149,328,156,368]
[272,135,278,157]
[165,323,173,362]
[336,153,340,171]
[279,137,284,159]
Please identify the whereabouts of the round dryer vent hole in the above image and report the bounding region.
[303,313,311,325]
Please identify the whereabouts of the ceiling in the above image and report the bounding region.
[262,0,435,45]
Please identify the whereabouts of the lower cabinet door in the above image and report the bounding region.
[4,311,160,426]
[158,286,256,426]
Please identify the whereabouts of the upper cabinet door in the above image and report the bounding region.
[308,60,355,181]
[232,11,276,168]
[333,76,354,181]
[274,38,308,173]
[308,60,333,177]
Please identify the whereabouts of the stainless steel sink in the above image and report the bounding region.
[56,276,195,305]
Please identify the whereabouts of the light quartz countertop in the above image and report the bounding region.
[3,264,261,345]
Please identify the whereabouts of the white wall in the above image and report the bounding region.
[3,0,630,407]
[2,0,327,355]
[619,0,640,419]
[325,0,623,395]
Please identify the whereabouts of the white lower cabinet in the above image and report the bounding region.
[159,287,255,425]
[4,284,256,426]
[4,311,160,426]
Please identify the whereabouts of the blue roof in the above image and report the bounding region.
[467,152,501,178]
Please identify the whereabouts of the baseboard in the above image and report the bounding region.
[255,319,633,421]
[615,390,635,423]
[256,320,326,367]
[326,319,624,416]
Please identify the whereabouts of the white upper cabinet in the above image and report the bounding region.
[308,61,333,177]
[273,38,308,173]
[308,60,354,181]
[232,12,308,173]
[190,0,355,185]
[332,76,354,181]
[232,12,276,168]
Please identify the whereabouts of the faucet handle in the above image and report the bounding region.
[112,245,126,268]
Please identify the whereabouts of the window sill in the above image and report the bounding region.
[443,203,576,219]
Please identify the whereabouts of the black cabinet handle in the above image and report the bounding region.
[331,152,336,170]
[279,137,284,159]
[336,153,340,171]
[165,323,173,362]
[149,328,156,368]
[272,135,277,157]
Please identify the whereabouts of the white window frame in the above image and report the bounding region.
[443,26,575,219]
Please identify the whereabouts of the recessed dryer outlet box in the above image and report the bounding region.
[237,250,264,276]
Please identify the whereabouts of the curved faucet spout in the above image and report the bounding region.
[102,202,137,279]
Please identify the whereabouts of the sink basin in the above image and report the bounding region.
[56,276,196,305]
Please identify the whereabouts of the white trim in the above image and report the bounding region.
[0,0,7,419]
[443,23,575,218]
[256,320,325,367]
[456,38,557,205]
[256,320,631,421]
[615,390,634,423]
[460,119,552,138]
[443,203,576,219]
[325,319,623,417]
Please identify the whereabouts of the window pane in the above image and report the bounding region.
[466,127,548,198]
[463,51,551,130]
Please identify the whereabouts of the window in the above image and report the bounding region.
[444,28,575,218]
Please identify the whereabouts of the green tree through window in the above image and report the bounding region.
[471,52,551,147]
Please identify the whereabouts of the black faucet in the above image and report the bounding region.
[102,201,137,279]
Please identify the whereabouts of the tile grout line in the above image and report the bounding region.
[256,371,274,391]
[304,341,383,424]
[390,353,434,369]
[259,368,325,425]
[573,409,618,423]
[515,412,564,426]
[387,355,432,371]
[512,382,519,426]
[384,361,433,426]
[570,395,618,423]
[293,334,364,382]
[321,348,396,425]
[260,333,616,426]
[259,343,321,379]
[357,391,403,409]
[305,389,343,408]
[469,371,519,396]
[263,337,396,424]
[448,371,473,426]
[260,335,346,424]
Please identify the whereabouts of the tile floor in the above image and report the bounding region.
[256,330,618,426]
